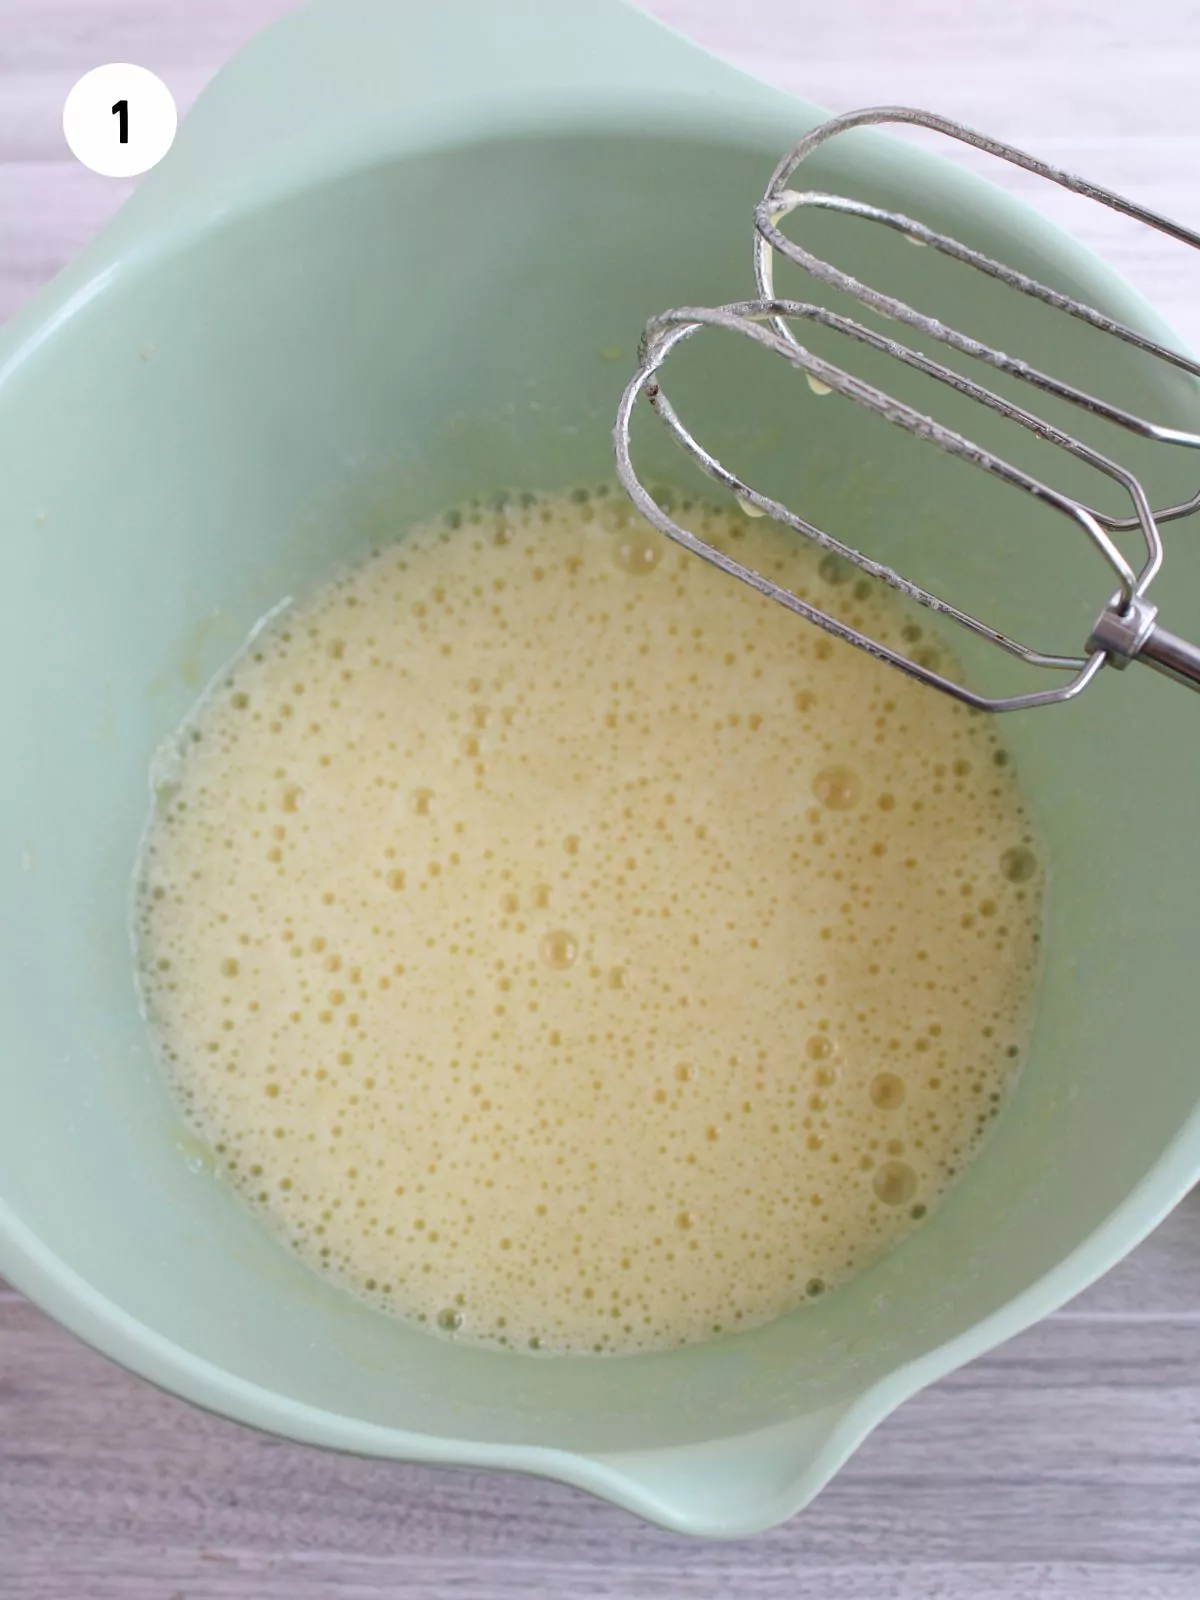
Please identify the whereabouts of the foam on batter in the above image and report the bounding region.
[134,487,1043,1355]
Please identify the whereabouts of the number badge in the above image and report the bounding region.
[63,64,178,178]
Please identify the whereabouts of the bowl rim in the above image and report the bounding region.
[5,90,1200,1538]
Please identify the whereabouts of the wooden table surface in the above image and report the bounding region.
[4,1,1200,1595]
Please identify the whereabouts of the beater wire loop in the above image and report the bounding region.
[614,107,1200,710]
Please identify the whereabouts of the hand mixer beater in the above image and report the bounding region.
[613,108,1200,712]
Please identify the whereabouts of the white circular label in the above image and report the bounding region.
[63,64,178,178]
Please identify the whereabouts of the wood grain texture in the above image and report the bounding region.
[4,1280,1200,1596]
[3,0,1200,1594]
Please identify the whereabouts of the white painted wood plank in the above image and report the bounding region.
[2,1557,1197,1600]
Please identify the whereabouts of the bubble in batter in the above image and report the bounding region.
[134,487,1044,1356]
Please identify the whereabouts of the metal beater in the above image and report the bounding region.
[613,108,1200,712]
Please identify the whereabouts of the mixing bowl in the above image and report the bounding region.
[3,0,1200,1537]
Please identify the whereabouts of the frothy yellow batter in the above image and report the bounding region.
[135,487,1043,1354]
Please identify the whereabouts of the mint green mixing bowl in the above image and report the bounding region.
[3,0,1200,1537]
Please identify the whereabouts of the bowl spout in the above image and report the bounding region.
[587,1393,879,1537]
